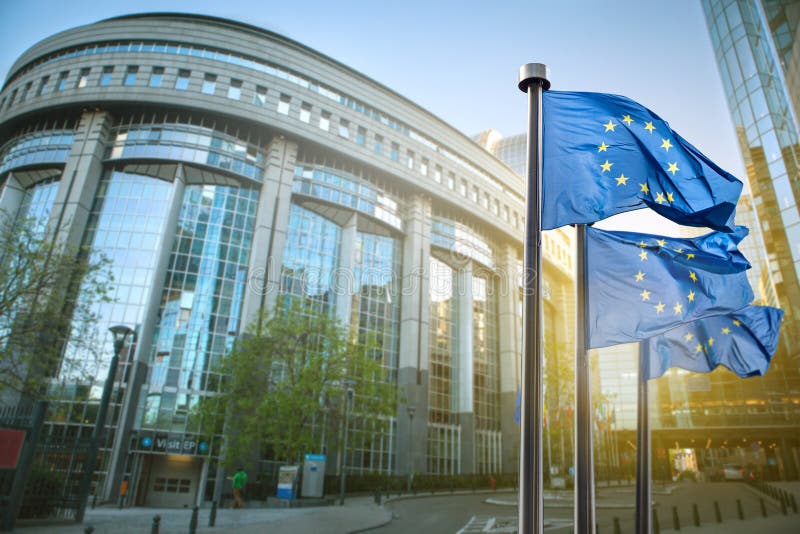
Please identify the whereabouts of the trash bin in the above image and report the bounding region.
[301,454,326,498]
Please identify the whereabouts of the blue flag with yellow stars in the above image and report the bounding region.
[543,91,743,232]
[587,225,753,349]
[647,305,783,379]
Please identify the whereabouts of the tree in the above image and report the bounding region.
[0,213,112,397]
[200,299,397,467]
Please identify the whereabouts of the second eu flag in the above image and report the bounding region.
[543,91,743,231]
[587,226,753,349]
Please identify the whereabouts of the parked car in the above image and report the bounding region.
[723,464,745,480]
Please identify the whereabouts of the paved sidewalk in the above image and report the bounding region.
[12,496,390,534]
[659,514,799,533]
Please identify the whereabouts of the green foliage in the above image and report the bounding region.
[19,465,66,519]
[0,214,113,396]
[201,300,397,467]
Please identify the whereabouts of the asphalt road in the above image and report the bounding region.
[368,482,785,533]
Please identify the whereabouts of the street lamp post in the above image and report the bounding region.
[339,385,355,506]
[76,325,135,523]
[406,406,415,492]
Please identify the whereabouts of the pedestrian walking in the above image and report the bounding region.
[233,466,248,509]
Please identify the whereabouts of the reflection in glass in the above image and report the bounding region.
[280,204,341,315]
[143,183,258,433]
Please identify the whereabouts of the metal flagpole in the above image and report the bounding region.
[517,63,550,534]
[575,224,596,533]
[635,342,652,534]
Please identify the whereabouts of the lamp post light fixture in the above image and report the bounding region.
[339,384,355,506]
[407,406,416,492]
[76,325,135,522]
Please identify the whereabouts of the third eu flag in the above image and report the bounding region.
[587,226,753,349]
[543,91,743,232]
[647,305,783,379]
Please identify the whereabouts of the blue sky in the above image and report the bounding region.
[0,0,743,193]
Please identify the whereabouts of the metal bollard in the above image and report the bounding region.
[209,499,217,527]
[760,497,768,518]
[781,495,788,516]
[692,503,700,527]
[736,499,744,520]
[653,508,660,534]
[374,488,382,505]
[672,506,681,531]
[151,515,161,534]
[189,505,199,534]
[713,500,722,523]
[92,494,97,509]
[791,494,798,514]
[85,527,94,534]
[612,516,621,534]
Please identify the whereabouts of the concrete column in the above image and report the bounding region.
[48,110,113,249]
[104,166,187,501]
[456,262,475,474]
[240,136,299,329]
[0,172,25,221]
[335,213,358,329]
[497,243,521,473]
[397,195,431,476]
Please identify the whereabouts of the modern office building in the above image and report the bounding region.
[622,0,800,480]
[0,13,576,507]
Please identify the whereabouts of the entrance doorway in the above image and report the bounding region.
[142,455,202,507]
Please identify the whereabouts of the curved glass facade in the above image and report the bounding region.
[64,170,173,381]
[143,183,258,435]
[15,178,60,231]
[0,130,73,174]
[431,217,494,269]
[107,125,265,182]
[292,166,402,230]
[281,204,341,314]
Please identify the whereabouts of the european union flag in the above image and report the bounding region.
[647,306,783,379]
[587,226,753,349]
[543,91,743,232]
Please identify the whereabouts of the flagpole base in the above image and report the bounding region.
[518,63,551,91]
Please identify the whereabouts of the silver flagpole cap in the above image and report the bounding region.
[518,63,551,92]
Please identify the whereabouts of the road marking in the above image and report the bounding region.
[456,515,573,533]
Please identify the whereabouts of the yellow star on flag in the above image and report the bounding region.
[604,120,616,132]
[733,319,741,326]
[635,271,645,282]
[687,290,695,302]
[667,192,674,203]
[657,239,667,247]
[655,301,665,313]
[684,332,694,342]
[639,183,649,194]
[722,327,731,335]
[639,250,648,261]
[675,248,683,254]
[689,271,698,282]
[667,162,679,175]
[708,337,715,347]
[616,174,629,186]
[622,114,633,126]
[673,302,683,314]
[598,141,608,152]
[686,253,695,260]
[661,138,673,151]
[640,289,651,301]
[638,241,647,248]
[644,121,655,133]
[695,343,703,353]
[601,160,613,172]
[655,192,666,204]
